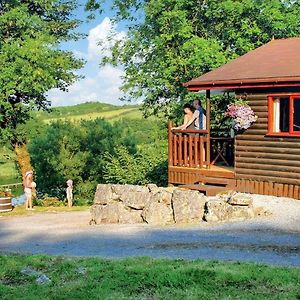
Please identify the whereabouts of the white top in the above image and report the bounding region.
[193,110,206,130]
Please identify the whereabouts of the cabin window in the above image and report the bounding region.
[268,96,300,136]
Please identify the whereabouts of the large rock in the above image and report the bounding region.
[203,198,255,223]
[94,184,114,205]
[216,190,235,202]
[228,193,253,206]
[151,189,173,206]
[147,184,160,194]
[90,202,144,224]
[112,184,149,197]
[142,201,174,225]
[216,191,253,206]
[118,206,144,224]
[90,202,121,224]
[172,189,207,224]
[203,199,228,222]
[120,191,151,209]
[161,186,178,194]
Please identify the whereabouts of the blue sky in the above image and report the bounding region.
[47,0,128,107]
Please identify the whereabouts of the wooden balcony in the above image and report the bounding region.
[168,126,209,169]
[168,122,235,195]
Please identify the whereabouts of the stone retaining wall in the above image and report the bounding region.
[90,184,259,225]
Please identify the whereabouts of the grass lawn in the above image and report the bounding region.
[0,256,299,300]
[0,205,90,217]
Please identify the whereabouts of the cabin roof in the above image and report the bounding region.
[184,37,300,90]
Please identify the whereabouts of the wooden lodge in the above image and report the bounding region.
[168,37,300,199]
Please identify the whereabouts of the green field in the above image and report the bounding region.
[35,102,143,123]
[0,255,299,299]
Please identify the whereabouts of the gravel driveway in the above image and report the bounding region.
[0,195,299,267]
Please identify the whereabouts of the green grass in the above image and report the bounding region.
[0,205,90,217]
[0,256,299,299]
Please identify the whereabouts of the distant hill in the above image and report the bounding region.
[33,102,144,123]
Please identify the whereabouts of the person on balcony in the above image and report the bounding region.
[194,100,206,130]
[172,103,195,130]
[180,100,206,130]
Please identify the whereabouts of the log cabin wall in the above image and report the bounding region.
[235,88,300,199]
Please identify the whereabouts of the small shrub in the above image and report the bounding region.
[38,194,65,207]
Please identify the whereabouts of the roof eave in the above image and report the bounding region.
[183,77,300,91]
[186,81,300,91]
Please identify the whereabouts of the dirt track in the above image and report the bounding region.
[0,195,300,266]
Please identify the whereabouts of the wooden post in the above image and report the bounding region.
[178,135,183,166]
[206,89,211,168]
[173,134,178,166]
[183,135,188,166]
[189,135,193,167]
[199,136,204,168]
[194,135,198,167]
[168,121,173,167]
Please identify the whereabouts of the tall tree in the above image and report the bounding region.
[86,0,300,117]
[0,0,84,143]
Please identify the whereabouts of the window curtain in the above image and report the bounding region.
[273,98,280,132]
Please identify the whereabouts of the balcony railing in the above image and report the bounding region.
[168,122,234,169]
[168,122,209,168]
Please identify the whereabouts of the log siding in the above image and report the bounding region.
[235,92,300,199]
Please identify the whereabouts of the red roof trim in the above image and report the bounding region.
[187,82,300,91]
[184,77,300,87]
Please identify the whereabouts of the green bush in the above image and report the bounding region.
[73,181,96,206]
[28,117,168,201]
[103,142,168,187]
[29,118,136,196]
[34,194,65,207]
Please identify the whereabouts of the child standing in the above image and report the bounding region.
[23,170,35,210]
[66,179,73,208]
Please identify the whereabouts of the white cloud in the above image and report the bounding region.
[47,18,127,107]
[72,50,88,60]
[88,17,126,61]
[47,65,124,106]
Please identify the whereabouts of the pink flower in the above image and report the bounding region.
[225,104,257,131]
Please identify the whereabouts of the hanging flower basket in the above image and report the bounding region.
[225,104,257,133]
